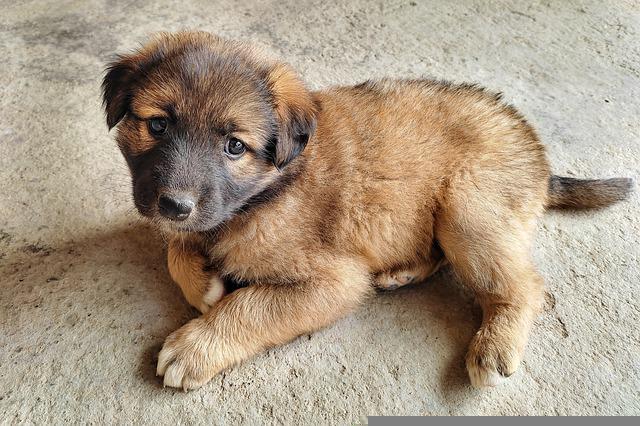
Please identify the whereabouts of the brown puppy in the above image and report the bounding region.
[102,31,632,390]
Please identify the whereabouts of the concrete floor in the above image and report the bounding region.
[1,0,639,422]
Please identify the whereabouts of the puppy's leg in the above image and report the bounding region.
[436,193,544,387]
[374,257,447,290]
[157,260,371,390]
[167,236,225,313]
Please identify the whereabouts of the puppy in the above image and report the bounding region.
[102,31,632,390]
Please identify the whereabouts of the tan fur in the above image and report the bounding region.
[159,75,551,389]
[167,236,216,313]
[103,32,631,390]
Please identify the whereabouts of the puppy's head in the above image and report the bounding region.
[102,31,317,232]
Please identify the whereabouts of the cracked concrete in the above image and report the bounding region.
[0,0,639,422]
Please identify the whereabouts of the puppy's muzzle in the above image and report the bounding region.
[158,193,196,221]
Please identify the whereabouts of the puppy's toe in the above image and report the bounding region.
[198,275,226,313]
[156,319,220,390]
[374,272,415,290]
[466,335,521,388]
[467,359,507,388]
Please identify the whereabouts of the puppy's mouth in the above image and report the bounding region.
[143,211,208,234]
[157,219,198,235]
[132,185,231,233]
[150,208,225,235]
[134,200,204,234]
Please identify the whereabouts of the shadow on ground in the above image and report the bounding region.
[3,213,604,419]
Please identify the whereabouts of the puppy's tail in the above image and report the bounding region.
[546,175,634,210]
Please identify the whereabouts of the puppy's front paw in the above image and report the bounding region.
[157,318,221,390]
[167,239,226,313]
[466,332,522,388]
[198,275,225,313]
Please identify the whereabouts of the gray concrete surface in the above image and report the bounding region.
[1,0,639,422]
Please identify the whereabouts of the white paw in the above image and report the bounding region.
[467,362,506,388]
[466,336,520,388]
[375,272,416,290]
[156,319,219,390]
[198,275,226,313]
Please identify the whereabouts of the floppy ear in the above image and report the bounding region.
[266,63,318,169]
[101,55,139,130]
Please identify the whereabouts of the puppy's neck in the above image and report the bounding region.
[199,153,308,245]
[244,157,307,214]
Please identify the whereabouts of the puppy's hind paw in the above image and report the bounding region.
[467,358,507,387]
[466,333,521,388]
[374,272,416,291]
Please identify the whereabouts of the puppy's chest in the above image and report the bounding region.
[208,219,296,282]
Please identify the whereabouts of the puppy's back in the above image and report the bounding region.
[313,78,548,183]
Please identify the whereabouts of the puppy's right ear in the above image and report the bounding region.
[102,55,137,130]
[265,63,318,170]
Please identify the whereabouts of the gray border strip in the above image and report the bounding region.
[368,417,638,425]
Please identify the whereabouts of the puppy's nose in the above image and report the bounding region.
[158,193,195,221]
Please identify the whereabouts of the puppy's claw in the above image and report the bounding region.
[163,359,187,389]
[466,338,520,388]
[156,345,174,377]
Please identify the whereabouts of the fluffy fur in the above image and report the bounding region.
[102,31,633,390]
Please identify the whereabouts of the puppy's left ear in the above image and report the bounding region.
[102,55,138,130]
[266,63,318,169]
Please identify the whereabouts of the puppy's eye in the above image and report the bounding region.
[225,137,246,158]
[148,118,168,135]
